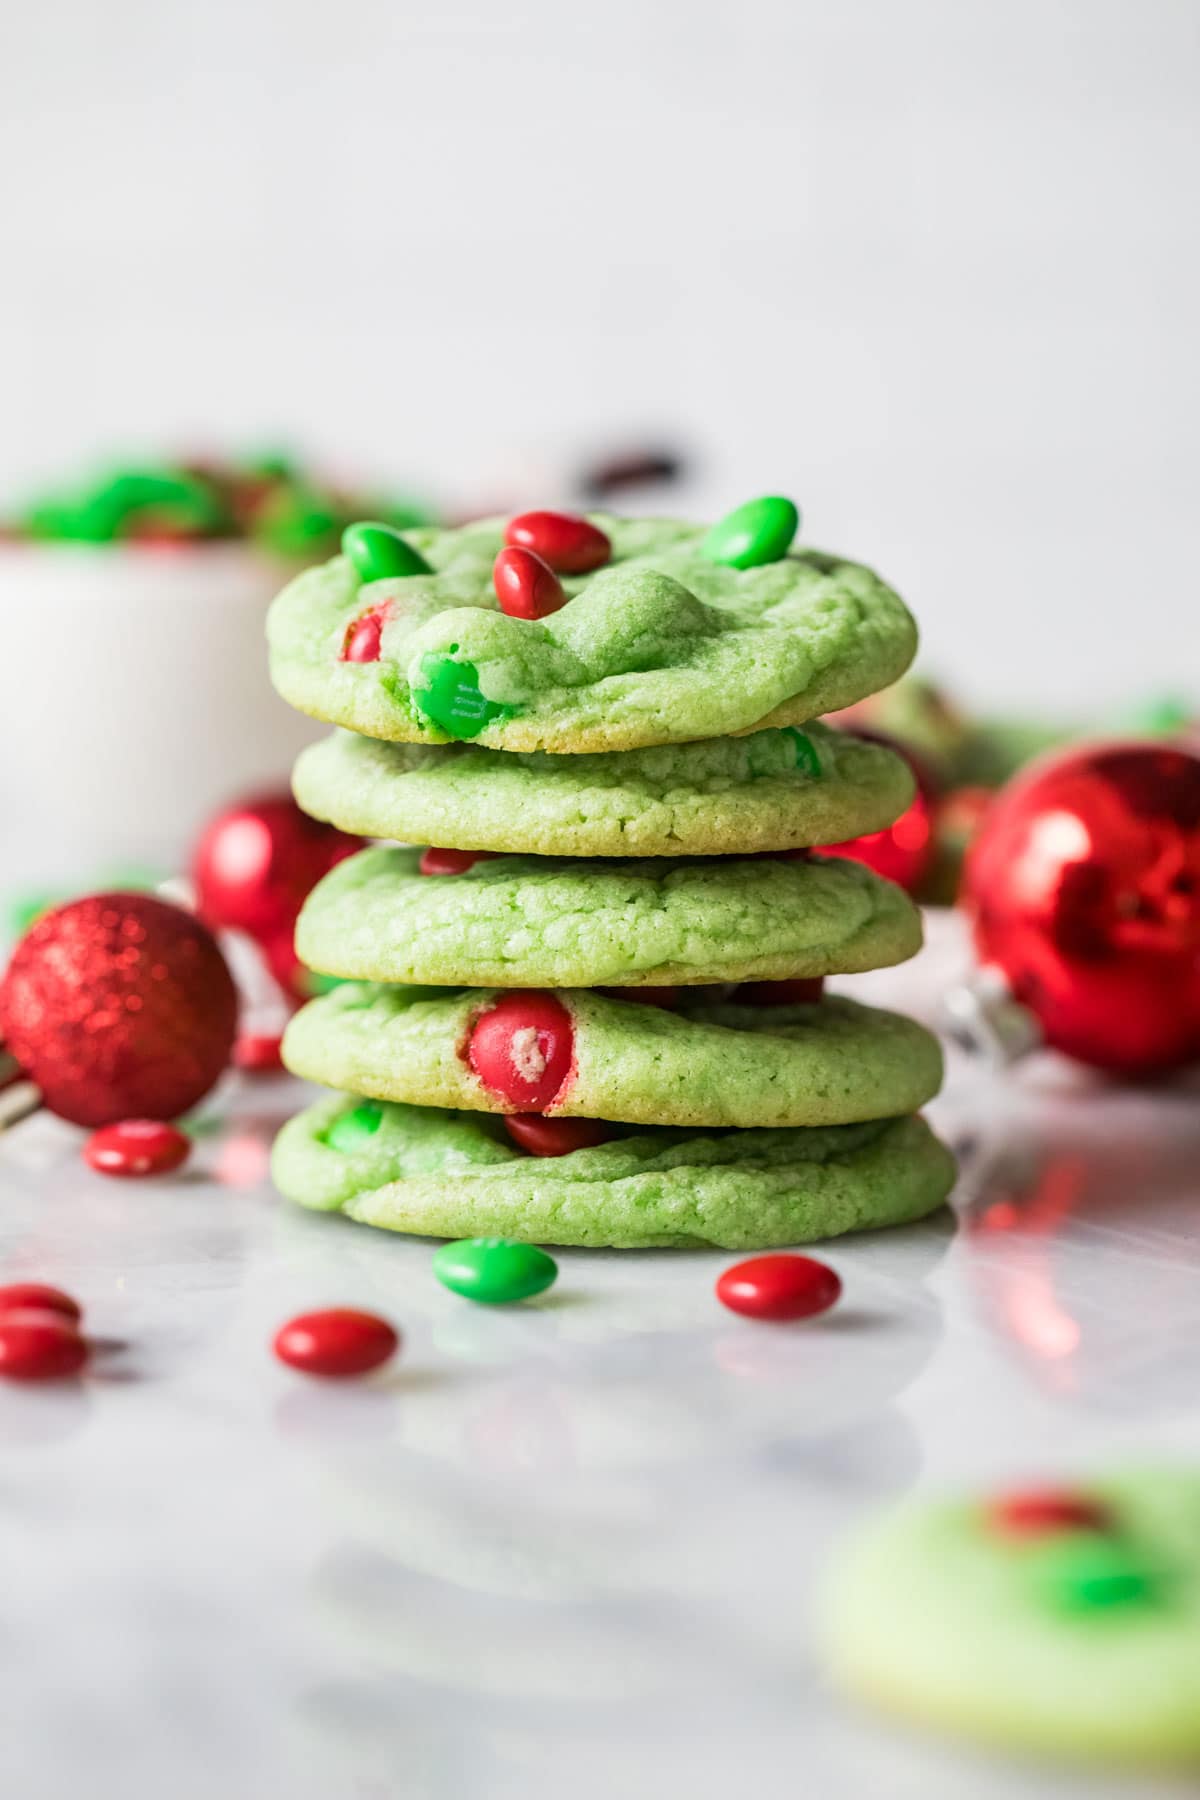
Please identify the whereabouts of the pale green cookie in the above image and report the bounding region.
[272,1093,954,1249]
[826,1471,1200,1768]
[282,984,943,1129]
[267,513,917,754]
[292,722,914,858]
[297,845,922,989]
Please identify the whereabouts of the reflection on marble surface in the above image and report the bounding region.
[1,917,1199,1797]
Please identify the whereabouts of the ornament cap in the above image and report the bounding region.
[943,964,1043,1067]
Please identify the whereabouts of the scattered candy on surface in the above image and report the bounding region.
[504,510,611,574]
[413,652,511,740]
[594,985,680,1010]
[340,602,390,663]
[84,1119,192,1178]
[0,893,238,1127]
[503,1114,612,1156]
[418,847,497,876]
[716,1253,842,1321]
[0,1283,82,1323]
[828,787,934,894]
[735,978,825,1006]
[341,520,432,583]
[467,992,575,1111]
[325,1101,383,1153]
[232,1032,285,1074]
[0,1311,88,1381]
[701,496,799,569]
[432,1237,558,1305]
[987,1489,1114,1539]
[492,545,568,620]
[272,1308,400,1378]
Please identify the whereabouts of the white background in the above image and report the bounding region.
[2,0,1198,712]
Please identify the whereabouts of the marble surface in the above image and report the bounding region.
[2,912,1198,1800]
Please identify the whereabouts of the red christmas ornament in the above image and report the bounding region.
[84,1118,192,1178]
[987,1489,1113,1539]
[192,794,363,1000]
[273,1308,399,1378]
[504,510,611,574]
[0,1284,82,1324]
[0,893,238,1127]
[0,1311,88,1381]
[493,546,568,620]
[503,1114,612,1156]
[963,742,1200,1074]
[467,992,575,1112]
[823,727,934,894]
[715,1253,842,1322]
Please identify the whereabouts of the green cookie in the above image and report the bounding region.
[282,984,943,1130]
[292,722,914,859]
[826,1472,1200,1768]
[297,846,922,989]
[267,513,917,754]
[272,1093,954,1249]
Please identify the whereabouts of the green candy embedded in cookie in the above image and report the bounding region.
[343,520,433,583]
[295,845,923,990]
[273,1093,954,1250]
[266,512,917,754]
[701,496,800,569]
[825,1472,1200,1768]
[291,722,914,858]
[281,983,943,1130]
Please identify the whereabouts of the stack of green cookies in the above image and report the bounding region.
[268,500,955,1249]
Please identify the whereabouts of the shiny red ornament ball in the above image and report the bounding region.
[0,893,238,1127]
[0,1284,82,1324]
[341,602,390,663]
[273,1308,399,1378]
[827,787,933,894]
[503,1114,612,1156]
[716,1253,842,1321]
[468,992,575,1111]
[0,1311,88,1381]
[418,847,496,877]
[734,977,825,1006]
[493,546,568,620]
[192,793,363,999]
[964,741,1200,1073]
[504,510,611,574]
[986,1488,1113,1538]
[85,1119,191,1178]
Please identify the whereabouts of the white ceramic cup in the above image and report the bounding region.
[0,543,321,899]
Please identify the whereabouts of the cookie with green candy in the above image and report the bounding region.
[266,503,918,754]
[291,719,913,858]
[272,1092,953,1250]
[295,844,923,989]
[825,1472,1200,1768]
[281,982,943,1130]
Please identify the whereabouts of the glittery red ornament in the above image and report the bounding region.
[192,794,362,999]
[0,893,238,1126]
[964,742,1200,1074]
[825,731,935,893]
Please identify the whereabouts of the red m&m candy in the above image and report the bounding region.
[735,978,825,1006]
[273,1308,399,1379]
[504,1114,612,1156]
[504,510,611,574]
[0,1283,82,1324]
[341,602,390,663]
[716,1253,842,1321]
[84,1119,191,1178]
[418,847,496,876]
[493,546,568,620]
[233,1032,285,1074]
[0,1311,88,1380]
[467,992,575,1112]
[987,1489,1114,1538]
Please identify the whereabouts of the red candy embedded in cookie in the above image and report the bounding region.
[987,1489,1114,1538]
[595,986,680,1010]
[504,510,611,574]
[468,992,575,1112]
[84,1119,192,1178]
[418,847,497,877]
[504,1114,612,1156]
[716,1253,842,1322]
[340,602,390,663]
[493,546,568,620]
[735,978,825,1006]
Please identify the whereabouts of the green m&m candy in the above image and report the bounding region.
[1039,1539,1164,1613]
[701,496,800,570]
[342,520,432,582]
[432,1237,558,1305]
[411,652,512,740]
[325,1100,384,1153]
[783,726,823,777]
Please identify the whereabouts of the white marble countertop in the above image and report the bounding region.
[2,912,1198,1800]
